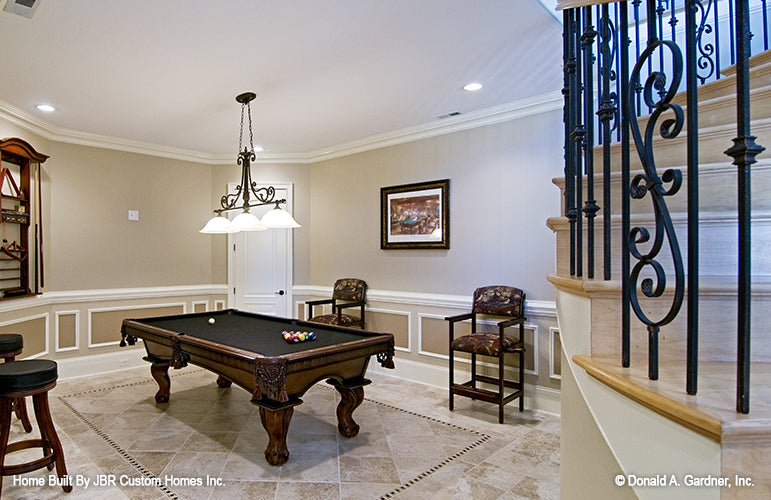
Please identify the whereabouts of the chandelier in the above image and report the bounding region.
[200,92,301,233]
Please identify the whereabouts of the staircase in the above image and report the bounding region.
[550,49,771,499]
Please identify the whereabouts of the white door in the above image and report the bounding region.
[228,182,294,317]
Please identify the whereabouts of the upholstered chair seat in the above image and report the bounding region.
[450,332,523,356]
[306,278,367,329]
[307,313,362,327]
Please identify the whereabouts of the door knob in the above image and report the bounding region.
[275,290,285,295]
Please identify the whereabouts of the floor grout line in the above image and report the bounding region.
[55,367,505,499]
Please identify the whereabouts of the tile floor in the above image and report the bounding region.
[1,366,560,499]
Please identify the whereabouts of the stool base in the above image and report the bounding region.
[0,382,71,493]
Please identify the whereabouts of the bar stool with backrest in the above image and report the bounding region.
[446,285,526,424]
[0,359,71,493]
[0,334,32,432]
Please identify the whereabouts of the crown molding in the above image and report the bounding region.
[0,99,222,164]
[301,91,564,164]
[1,91,563,166]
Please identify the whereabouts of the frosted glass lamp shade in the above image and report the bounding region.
[200,216,237,233]
[231,211,267,231]
[260,208,301,228]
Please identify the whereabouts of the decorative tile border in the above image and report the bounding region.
[58,369,492,499]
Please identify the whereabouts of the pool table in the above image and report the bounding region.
[120,309,394,466]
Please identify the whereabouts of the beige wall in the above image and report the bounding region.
[308,110,564,301]
[2,119,217,290]
[46,142,214,289]
[0,118,227,370]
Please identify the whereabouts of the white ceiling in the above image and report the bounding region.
[0,0,563,161]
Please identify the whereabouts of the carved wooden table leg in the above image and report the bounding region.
[332,383,365,438]
[258,406,294,466]
[216,375,232,388]
[150,361,171,403]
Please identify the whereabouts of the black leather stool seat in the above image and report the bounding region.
[0,337,33,434]
[0,360,58,392]
[0,334,23,355]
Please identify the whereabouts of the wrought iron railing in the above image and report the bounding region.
[561,0,767,413]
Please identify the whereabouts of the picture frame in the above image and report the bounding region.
[381,179,449,249]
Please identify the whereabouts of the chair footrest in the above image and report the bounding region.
[451,383,501,403]
[451,381,523,402]
[473,374,521,390]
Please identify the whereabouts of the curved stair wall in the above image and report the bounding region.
[556,287,721,500]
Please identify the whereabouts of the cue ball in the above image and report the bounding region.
[208,318,215,324]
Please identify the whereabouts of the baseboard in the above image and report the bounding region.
[57,348,148,380]
[368,357,561,416]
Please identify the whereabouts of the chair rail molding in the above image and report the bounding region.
[293,285,556,319]
[0,284,229,314]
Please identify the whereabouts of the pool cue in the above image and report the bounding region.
[36,162,44,289]
[34,224,38,293]
[33,162,38,293]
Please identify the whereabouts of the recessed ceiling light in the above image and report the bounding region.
[463,82,483,92]
[252,145,264,152]
[36,104,55,112]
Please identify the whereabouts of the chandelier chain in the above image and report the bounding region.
[237,100,256,152]
[238,103,245,152]
[247,103,254,151]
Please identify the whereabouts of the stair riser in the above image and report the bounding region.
[662,86,771,132]
[590,291,771,363]
[697,51,771,101]
[550,215,771,279]
[588,120,771,172]
[554,163,771,216]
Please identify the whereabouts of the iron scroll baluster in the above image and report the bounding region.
[725,0,765,415]
[627,37,686,381]
[621,0,632,369]
[695,0,716,84]
[572,9,585,277]
[597,4,618,281]
[685,0,701,396]
[582,8,599,279]
[564,9,579,277]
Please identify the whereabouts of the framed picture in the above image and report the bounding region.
[381,179,449,249]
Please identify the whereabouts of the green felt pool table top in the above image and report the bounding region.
[126,309,390,358]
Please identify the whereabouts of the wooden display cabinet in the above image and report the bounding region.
[0,138,47,298]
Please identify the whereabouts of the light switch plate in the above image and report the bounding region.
[128,210,139,221]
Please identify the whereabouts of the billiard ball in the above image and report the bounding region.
[208,318,215,324]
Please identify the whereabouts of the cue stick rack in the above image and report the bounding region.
[0,137,48,299]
